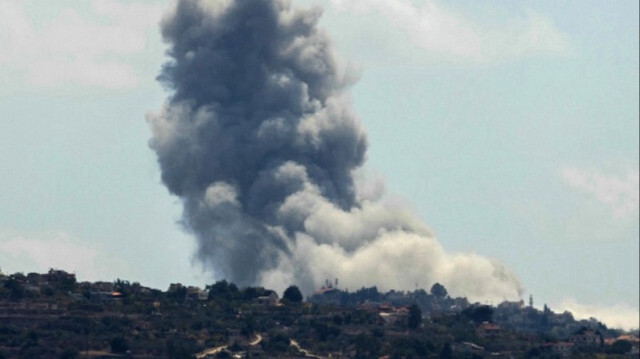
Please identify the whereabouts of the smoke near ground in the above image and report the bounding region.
[148,0,522,302]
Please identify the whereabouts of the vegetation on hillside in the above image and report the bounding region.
[0,269,637,358]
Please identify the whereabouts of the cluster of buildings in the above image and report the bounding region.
[448,326,638,358]
[605,335,640,356]
[539,328,638,357]
[0,269,76,314]
[0,269,76,293]
[166,282,280,306]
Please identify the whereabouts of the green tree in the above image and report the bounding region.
[59,347,79,359]
[527,347,541,358]
[430,282,448,298]
[113,279,131,296]
[166,337,198,359]
[283,285,303,303]
[391,337,434,358]
[355,334,380,359]
[462,305,494,324]
[207,280,233,299]
[262,333,290,354]
[608,339,632,355]
[110,336,128,354]
[439,343,453,359]
[23,330,39,347]
[241,286,259,300]
[408,304,422,329]
[47,269,76,292]
[168,285,188,303]
[4,277,24,300]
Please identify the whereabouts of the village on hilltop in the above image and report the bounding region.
[0,269,638,358]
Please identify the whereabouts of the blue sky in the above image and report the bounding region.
[0,0,637,329]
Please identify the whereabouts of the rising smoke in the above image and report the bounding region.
[148,0,522,302]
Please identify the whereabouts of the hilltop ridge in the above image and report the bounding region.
[0,269,637,358]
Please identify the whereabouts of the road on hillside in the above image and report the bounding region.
[196,334,262,358]
[290,339,326,359]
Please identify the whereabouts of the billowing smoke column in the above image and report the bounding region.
[148,0,522,301]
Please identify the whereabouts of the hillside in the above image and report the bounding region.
[0,269,637,359]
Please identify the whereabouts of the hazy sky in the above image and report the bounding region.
[0,0,637,329]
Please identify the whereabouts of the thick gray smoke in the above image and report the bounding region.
[148,0,522,302]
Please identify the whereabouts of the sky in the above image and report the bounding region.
[0,0,637,330]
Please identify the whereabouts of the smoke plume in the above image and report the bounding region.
[148,0,522,301]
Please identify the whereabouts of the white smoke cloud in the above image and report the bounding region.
[554,167,639,244]
[204,182,240,208]
[328,0,571,62]
[0,0,163,88]
[561,167,639,219]
[0,227,130,281]
[260,165,522,302]
[555,298,640,331]
[261,229,522,303]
